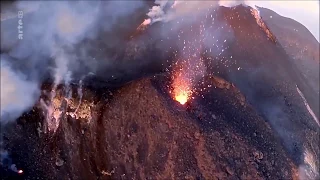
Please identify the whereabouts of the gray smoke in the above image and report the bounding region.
[0,1,147,123]
[146,0,248,24]
[144,0,239,89]
[0,0,253,124]
[1,55,39,124]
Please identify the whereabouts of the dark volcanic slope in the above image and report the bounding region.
[3,75,298,180]
[259,6,319,63]
[259,6,320,104]
[1,4,319,180]
[142,4,319,172]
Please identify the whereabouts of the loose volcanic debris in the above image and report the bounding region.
[2,75,298,179]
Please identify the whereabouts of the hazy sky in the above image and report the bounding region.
[1,1,319,41]
[248,1,320,41]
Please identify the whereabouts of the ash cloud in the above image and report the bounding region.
[146,0,248,24]
[0,0,252,123]
[0,1,147,123]
[1,55,39,124]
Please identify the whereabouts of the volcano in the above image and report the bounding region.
[1,3,319,180]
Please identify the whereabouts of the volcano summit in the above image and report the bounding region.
[0,1,319,180]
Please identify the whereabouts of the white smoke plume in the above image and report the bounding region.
[145,0,248,25]
[1,1,147,171]
[0,1,146,124]
[1,55,39,124]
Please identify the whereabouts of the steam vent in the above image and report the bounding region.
[1,1,319,180]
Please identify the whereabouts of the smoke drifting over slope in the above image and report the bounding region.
[0,0,235,123]
[1,1,319,179]
[146,0,245,24]
[0,1,146,123]
[0,0,262,124]
[1,55,39,123]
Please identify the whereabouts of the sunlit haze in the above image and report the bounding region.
[248,1,320,41]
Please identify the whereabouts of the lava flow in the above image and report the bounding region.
[136,18,151,31]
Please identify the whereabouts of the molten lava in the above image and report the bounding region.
[171,65,192,105]
[136,18,151,31]
[250,8,277,43]
[175,91,189,105]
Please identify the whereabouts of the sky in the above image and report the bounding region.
[248,1,320,41]
[1,1,319,41]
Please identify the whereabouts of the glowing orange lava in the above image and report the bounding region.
[175,92,189,105]
[171,66,192,105]
[142,18,151,26]
[172,79,191,105]
[136,19,151,31]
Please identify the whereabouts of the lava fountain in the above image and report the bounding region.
[171,62,193,105]
[172,77,191,105]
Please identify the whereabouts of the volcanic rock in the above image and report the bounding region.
[1,4,319,180]
[2,75,298,180]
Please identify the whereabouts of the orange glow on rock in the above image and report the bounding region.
[175,92,189,105]
[171,63,192,105]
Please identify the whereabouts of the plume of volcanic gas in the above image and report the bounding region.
[1,0,147,172]
[0,0,147,128]
[0,55,40,124]
[144,0,251,25]
[0,56,32,175]
[146,1,219,24]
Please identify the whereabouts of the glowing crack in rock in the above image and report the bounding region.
[250,7,277,43]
